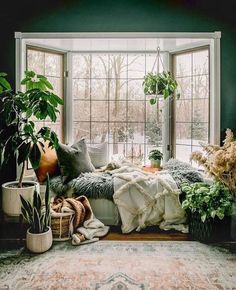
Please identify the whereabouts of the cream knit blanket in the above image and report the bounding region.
[112,166,187,233]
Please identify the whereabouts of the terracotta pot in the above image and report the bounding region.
[26,227,53,253]
[2,181,39,216]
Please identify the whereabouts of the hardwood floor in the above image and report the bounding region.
[102,226,190,241]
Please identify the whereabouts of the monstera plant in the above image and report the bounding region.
[0,71,63,216]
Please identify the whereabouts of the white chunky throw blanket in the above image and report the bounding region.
[111,165,187,233]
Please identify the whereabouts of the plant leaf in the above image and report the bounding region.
[29,143,41,169]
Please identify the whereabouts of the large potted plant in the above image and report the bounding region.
[148,149,163,168]
[20,174,52,253]
[181,181,233,243]
[0,71,63,216]
[190,128,236,240]
[143,71,179,105]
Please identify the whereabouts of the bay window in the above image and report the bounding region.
[17,32,220,168]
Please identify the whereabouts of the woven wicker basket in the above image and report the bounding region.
[50,212,74,241]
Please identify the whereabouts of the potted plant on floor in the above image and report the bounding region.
[148,149,163,168]
[181,181,233,243]
[0,71,63,216]
[190,128,236,240]
[20,174,52,253]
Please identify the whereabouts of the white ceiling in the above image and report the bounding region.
[23,38,209,52]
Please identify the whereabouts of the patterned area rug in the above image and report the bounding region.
[0,241,235,290]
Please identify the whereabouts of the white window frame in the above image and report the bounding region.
[15,32,221,176]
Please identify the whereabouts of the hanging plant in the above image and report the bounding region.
[143,71,179,105]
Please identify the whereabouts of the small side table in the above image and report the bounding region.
[142,165,162,173]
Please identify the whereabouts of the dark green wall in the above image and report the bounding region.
[0,0,236,182]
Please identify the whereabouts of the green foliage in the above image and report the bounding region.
[181,181,233,223]
[143,71,179,104]
[20,175,51,234]
[0,71,63,186]
[0,72,11,93]
[148,149,163,161]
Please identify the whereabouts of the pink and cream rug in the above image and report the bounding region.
[0,241,235,289]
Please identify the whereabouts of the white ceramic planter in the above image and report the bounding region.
[26,227,53,253]
[2,181,39,216]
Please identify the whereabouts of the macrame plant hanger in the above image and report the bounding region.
[150,46,164,97]
[150,46,164,123]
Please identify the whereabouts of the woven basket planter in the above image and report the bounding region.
[50,212,74,241]
[189,212,231,243]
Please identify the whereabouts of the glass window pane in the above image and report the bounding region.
[193,99,209,123]
[91,55,108,78]
[73,122,90,141]
[109,79,127,100]
[73,100,90,121]
[127,144,144,165]
[109,143,126,157]
[193,75,209,99]
[128,101,145,122]
[127,54,145,79]
[72,54,90,78]
[109,54,127,79]
[146,53,164,74]
[109,101,126,122]
[176,77,192,99]
[146,122,162,146]
[175,53,192,77]
[193,50,209,75]
[192,122,208,145]
[176,123,192,145]
[128,79,144,100]
[27,50,44,74]
[176,100,192,122]
[127,123,145,143]
[146,99,163,123]
[45,53,61,77]
[109,123,127,143]
[91,101,108,121]
[47,76,62,97]
[91,79,108,100]
[72,79,90,99]
[91,122,108,143]
[176,145,192,163]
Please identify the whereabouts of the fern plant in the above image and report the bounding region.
[20,175,51,233]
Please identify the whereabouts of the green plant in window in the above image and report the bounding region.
[148,149,163,161]
[143,71,179,105]
[0,71,63,187]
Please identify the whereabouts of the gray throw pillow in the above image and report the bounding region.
[56,139,95,183]
[87,142,108,168]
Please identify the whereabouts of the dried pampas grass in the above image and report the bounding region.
[191,128,236,192]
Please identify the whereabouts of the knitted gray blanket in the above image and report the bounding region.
[163,158,203,188]
[50,172,114,200]
[50,159,202,200]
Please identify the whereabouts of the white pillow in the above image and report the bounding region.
[87,143,108,168]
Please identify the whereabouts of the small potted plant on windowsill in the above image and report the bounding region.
[20,174,52,253]
[0,71,63,216]
[148,149,163,168]
[143,71,179,105]
[181,181,233,243]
